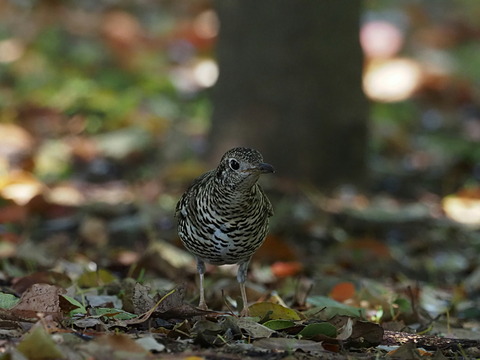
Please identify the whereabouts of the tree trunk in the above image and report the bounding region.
[209,0,368,189]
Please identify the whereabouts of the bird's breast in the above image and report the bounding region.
[178,186,270,265]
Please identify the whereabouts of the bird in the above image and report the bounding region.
[175,147,274,315]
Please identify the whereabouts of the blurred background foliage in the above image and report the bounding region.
[1,0,480,237]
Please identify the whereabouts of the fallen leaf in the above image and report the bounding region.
[329,282,356,302]
[299,322,337,339]
[0,292,20,309]
[11,284,65,320]
[349,318,384,345]
[271,261,303,278]
[60,295,87,316]
[72,317,104,329]
[192,317,241,346]
[17,324,64,360]
[121,281,155,315]
[263,319,296,331]
[248,302,301,321]
[155,286,186,313]
[306,296,364,318]
[234,317,275,338]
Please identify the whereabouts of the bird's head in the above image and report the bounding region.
[215,147,274,190]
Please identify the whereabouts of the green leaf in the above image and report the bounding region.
[0,292,19,309]
[263,319,296,331]
[249,302,301,321]
[306,296,364,318]
[394,297,412,313]
[61,295,87,315]
[299,322,337,338]
[17,326,64,359]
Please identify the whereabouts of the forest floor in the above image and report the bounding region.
[1,169,480,359]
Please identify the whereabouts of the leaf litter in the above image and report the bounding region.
[2,187,480,359]
[1,174,480,359]
[0,270,476,360]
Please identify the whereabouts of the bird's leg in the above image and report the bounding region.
[197,259,208,310]
[237,260,251,316]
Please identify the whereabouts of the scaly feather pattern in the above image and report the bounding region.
[175,147,274,314]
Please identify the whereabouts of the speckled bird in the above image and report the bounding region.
[175,147,274,314]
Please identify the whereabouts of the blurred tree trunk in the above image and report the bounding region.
[209,0,368,189]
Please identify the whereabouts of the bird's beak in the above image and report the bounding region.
[256,162,275,174]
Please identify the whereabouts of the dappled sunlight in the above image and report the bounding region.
[360,17,425,102]
[193,10,219,39]
[0,38,25,63]
[169,58,219,93]
[363,58,422,102]
[443,190,480,226]
[361,20,404,59]
[0,171,44,206]
[193,59,219,87]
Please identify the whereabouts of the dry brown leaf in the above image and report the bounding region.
[329,282,356,302]
[10,284,65,320]
[127,282,156,315]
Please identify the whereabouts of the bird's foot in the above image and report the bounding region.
[197,301,208,311]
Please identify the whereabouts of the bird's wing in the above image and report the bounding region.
[259,186,274,217]
[175,170,213,219]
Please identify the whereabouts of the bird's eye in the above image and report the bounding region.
[229,159,240,171]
